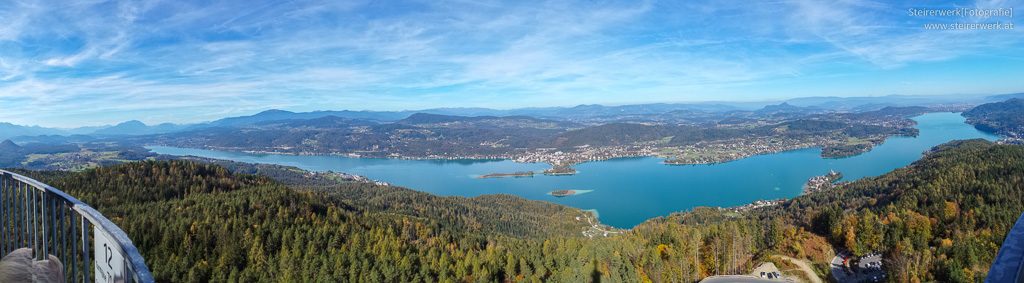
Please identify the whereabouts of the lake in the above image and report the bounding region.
[147,112,998,228]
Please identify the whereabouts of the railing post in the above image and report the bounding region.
[13,179,20,250]
[69,210,75,283]
[42,191,49,261]
[1,172,7,255]
[14,180,20,250]
[21,181,27,249]
[1,172,6,256]
[19,181,25,250]
[60,200,67,281]
[27,182,34,256]
[81,214,90,282]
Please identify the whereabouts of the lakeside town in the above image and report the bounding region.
[662,136,830,165]
[803,170,844,194]
[306,170,392,187]
[721,170,847,215]
[508,132,892,173]
[724,199,789,213]
[577,211,624,238]
[204,132,890,176]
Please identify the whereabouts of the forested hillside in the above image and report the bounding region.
[963,98,1024,137]
[18,139,1024,282]
[753,139,1024,282]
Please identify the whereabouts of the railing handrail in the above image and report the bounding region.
[0,169,154,283]
[987,212,1024,283]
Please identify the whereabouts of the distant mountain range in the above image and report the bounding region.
[0,120,190,140]
[199,103,746,127]
[2,92,1019,141]
[91,120,191,136]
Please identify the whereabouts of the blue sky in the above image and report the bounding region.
[1,0,1022,127]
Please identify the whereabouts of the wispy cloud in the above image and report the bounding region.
[0,0,1021,127]
[786,0,1024,67]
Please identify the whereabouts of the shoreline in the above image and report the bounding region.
[145,113,944,171]
[149,141,884,172]
[145,120,924,174]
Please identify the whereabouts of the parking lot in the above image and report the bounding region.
[830,251,886,282]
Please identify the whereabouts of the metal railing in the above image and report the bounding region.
[987,212,1024,283]
[0,169,153,283]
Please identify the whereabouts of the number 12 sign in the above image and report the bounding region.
[94,226,126,283]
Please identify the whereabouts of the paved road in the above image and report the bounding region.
[776,255,823,283]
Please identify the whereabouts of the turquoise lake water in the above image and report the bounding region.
[147,112,998,228]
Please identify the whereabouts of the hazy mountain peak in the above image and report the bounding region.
[256,109,295,115]
[0,139,20,150]
[399,113,466,124]
[90,119,188,136]
[757,102,804,113]
[117,120,147,127]
[0,122,67,140]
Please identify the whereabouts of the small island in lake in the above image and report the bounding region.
[549,189,594,197]
[478,171,535,179]
[550,190,576,197]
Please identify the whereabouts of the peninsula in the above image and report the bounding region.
[478,171,535,179]
[803,170,843,194]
